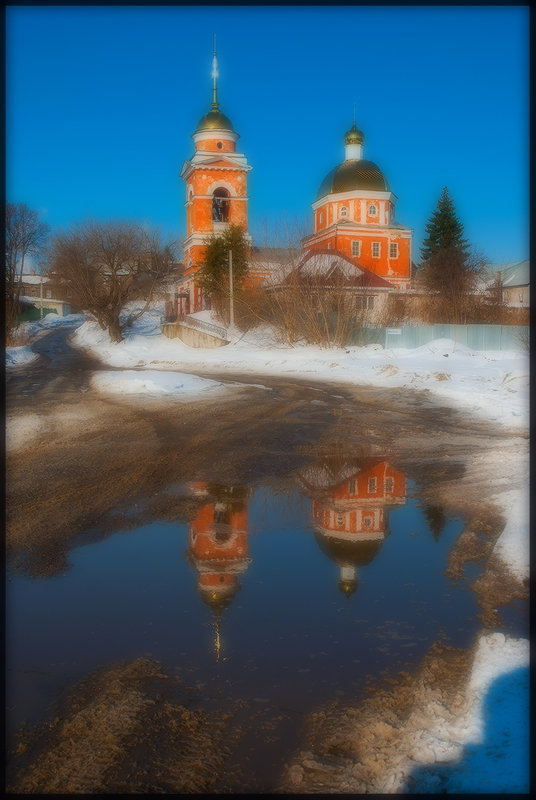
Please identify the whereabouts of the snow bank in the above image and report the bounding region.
[6,345,39,368]
[411,632,529,793]
[71,318,529,431]
[492,485,530,581]
[90,370,227,398]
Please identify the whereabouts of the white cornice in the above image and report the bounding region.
[312,189,397,210]
[181,161,252,180]
[193,129,239,143]
[184,231,252,248]
[303,224,412,242]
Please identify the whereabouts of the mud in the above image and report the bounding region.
[279,641,476,793]
[6,658,238,794]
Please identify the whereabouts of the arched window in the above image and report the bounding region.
[368,204,377,216]
[340,206,347,217]
[212,187,230,222]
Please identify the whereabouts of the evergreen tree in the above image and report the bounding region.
[198,225,249,315]
[418,187,483,323]
[420,187,469,263]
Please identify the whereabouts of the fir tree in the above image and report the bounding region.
[420,187,469,263]
[198,225,249,315]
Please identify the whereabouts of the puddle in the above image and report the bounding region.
[5,452,526,790]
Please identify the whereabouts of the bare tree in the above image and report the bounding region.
[47,221,176,342]
[5,202,50,332]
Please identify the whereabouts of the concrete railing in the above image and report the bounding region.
[181,315,230,341]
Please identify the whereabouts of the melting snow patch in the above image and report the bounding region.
[6,346,38,368]
[90,370,227,398]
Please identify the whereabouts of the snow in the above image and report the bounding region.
[409,632,529,793]
[6,345,39,368]
[90,369,226,398]
[71,315,529,432]
[492,485,530,581]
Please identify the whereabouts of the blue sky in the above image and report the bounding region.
[7,6,529,265]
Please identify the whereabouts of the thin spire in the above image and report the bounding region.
[211,34,219,110]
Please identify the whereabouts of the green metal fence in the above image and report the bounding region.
[346,324,529,351]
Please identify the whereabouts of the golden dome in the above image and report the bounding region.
[344,122,364,146]
[195,108,235,133]
[317,159,390,199]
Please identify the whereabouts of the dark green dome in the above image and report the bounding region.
[195,108,235,133]
[314,531,384,568]
[317,159,390,200]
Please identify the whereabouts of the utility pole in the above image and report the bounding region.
[229,249,234,328]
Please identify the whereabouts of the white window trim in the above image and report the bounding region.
[368,204,378,216]
[340,206,348,217]
[389,242,399,259]
[372,242,381,258]
[351,240,361,256]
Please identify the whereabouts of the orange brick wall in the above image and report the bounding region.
[195,138,236,153]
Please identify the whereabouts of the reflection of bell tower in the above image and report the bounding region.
[298,459,406,596]
[178,42,252,313]
[186,482,251,659]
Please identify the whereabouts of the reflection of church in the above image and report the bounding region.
[186,482,251,658]
[298,459,406,596]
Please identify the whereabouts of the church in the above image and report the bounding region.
[176,49,413,314]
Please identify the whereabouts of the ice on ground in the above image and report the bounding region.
[90,370,227,398]
[6,345,39,368]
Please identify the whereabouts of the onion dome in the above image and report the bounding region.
[317,159,390,199]
[344,122,364,146]
[199,583,240,613]
[314,531,384,569]
[195,108,235,133]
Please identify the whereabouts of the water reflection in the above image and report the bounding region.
[297,458,406,596]
[186,482,252,659]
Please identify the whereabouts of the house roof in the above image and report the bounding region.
[20,274,49,285]
[494,260,529,288]
[288,249,396,289]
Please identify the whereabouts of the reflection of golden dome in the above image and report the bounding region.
[338,578,358,597]
[199,584,239,613]
[314,530,384,567]
[195,109,235,133]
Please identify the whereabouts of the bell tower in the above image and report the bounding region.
[179,41,252,313]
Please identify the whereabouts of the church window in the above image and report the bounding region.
[389,242,399,258]
[385,477,394,493]
[217,141,223,149]
[336,513,344,527]
[363,516,372,528]
[372,242,381,258]
[351,240,361,257]
[212,187,230,222]
[319,211,324,224]
[348,478,357,495]
[46,289,52,298]
[369,204,377,216]
[368,477,377,493]
[340,206,347,217]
